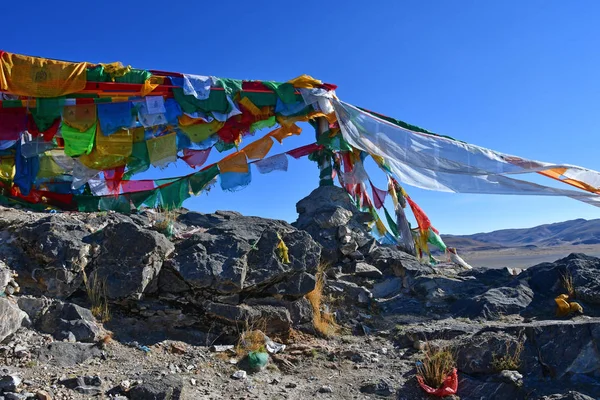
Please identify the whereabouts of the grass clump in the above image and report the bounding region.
[235,319,268,358]
[81,269,110,323]
[305,262,338,337]
[561,270,576,299]
[491,338,524,371]
[416,344,456,389]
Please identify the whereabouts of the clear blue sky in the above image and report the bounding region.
[3,1,600,234]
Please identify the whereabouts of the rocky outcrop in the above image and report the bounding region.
[0,298,27,343]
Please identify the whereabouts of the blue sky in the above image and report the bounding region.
[3,1,600,234]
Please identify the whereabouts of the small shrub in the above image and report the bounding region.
[491,338,524,371]
[416,344,456,389]
[82,269,110,323]
[154,209,176,237]
[561,270,576,298]
[305,262,338,337]
[235,319,268,358]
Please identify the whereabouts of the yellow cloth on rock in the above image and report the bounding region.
[218,151,248,173]
[0,51,87,97]
[288,74,322,89]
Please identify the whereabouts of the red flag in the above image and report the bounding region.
[121,180,155,193]
[286,143,323,159]
[104,166,125,195]
[369,180,387,209]
[182,148,211,168]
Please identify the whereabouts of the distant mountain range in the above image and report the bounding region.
[442,218,600,251]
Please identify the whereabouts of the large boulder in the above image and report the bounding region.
[518,254,600,317]
[293,186,374,265]
[452,285,534,320]
[0,298,27,342]
[11,215,93,299]
[169,212,320,297]
[37,301,104,342]
[91,221,174,301]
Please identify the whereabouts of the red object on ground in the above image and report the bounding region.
[417,368,458,397]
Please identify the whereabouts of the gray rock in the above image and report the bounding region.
[59,376,102,396]
[169,213,320,296]
[360,379,395,397]
[0,375,21,392]
[92,221,174,300]
[456,331,523,375]
[318,385,333,393]
[12,215,92,298]
[538,392,596,400]
[0,261,12,293]
[496,370,523,386]
[37,342,103,367]
[353,262,383,279]
[15,296,52,323]
[37,301,103,342]
[452,285,534,320]
[371,278,403,298]
[366,246,432,277]
[128,375,184,400]
[4,393,27,400]
[328,280,373,304]
[458,374,523,400]
[202,301,292,334]
[0,298,27,342]
[231,370,246,380]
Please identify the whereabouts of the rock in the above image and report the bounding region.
[318,385,333,393]
[128,375,184,400]
[342,262,383,279]
[0,375,21,392]
[37,301,103,342]
[366,246,432,278]
[4,393,28,400]
[37,342,103,367]
[371,278,403,299]
[15,296,52,323]
[456,331,522,375]
[413,340,426,351]
[328,280,372,304]
[12,215,92,298]
[359,379,395,397]
[0,261,13,294]
[119,380,131,391]
[294,186,373,265]
[169,213,320,296]
[538,392,596,400]
[451,285,534,320]
[202,300,292,334]
[231,370,246,380]
[59,376,102,396]
[35,391,51,400]
[0,298,27,342]
[92,221,174,300]
[285,383,297,388]
[458,374,523,400]
[496,370,523,386]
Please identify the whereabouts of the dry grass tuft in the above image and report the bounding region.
[235,319,267,358]
[154,209,177,237]
[82,269,111,323]
[305,262,338,337]
[491,337,524,371]
[416,344,456,389]
[561,270,576,298]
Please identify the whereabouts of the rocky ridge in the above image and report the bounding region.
[0,186,599,399]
